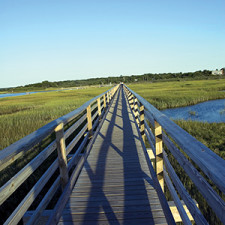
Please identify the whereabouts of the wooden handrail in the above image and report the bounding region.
[123,84,225,224]
[124,85,225,193]
[0,84,120,225]
[155,120,164,192]
[0,86,117,172]
[55,123,69,190]
[2,83,224,224]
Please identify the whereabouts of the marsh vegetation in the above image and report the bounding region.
[130,80,225,225]
[129,79,225,110]
[0,86,109,150]
[1,79,225,224]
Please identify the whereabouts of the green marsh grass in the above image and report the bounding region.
[175,120,225,158]
[1,80,225,224]
[129,79,225,110]
[130,80,225,224]
[0,86,110,224]
[0,86,109,150]
[168,121,225,225]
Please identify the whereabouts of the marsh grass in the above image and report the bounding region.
[219,105,225,115]
[170,120,225,224]
[188,110,197,116]
[129,79,225,110]
[1,80,225,224]
[0,86,109,224]
[176,120,225,158]
[0,86,109,150]
[136,79,225,224]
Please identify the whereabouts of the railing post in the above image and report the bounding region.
[86,105,93,138]
[140,103,145,143]
[110,90,113,100]
[55,123,69,190]
[97,98,101,120]
[127,91,131,101]
[129,94,134,111]
[155,121,164,192]
[103,94,106,109]
[106,92,109,105]
[108,91,110,102]
[134,97,139,126]
[112,88,115,97]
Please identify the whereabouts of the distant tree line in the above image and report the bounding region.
[1,70,223,92]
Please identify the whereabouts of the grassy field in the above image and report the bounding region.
[128,79,225,156]
[0,86,109,150]
[128,79,225,110]
[1,79,225,150]
[176,120,225,157]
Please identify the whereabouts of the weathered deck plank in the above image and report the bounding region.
[59,88,167,224]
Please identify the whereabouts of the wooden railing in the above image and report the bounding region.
[123,84,225,225]
[0,84,119,225]
[1,83,225,225]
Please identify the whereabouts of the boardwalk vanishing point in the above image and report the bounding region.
[58,88,168,224]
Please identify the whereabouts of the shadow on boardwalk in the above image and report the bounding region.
[61,87,166,224]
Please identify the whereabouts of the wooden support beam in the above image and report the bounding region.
[112,88,115,96]
[103,94,106,109]
[55,123,68,190]
[134,97,139,126]
[164,170,192,225]
[108,91,111,102]
[106,92,109,105]
[168,200,198,223]
[140,103,145,143]
[129,94,134,111]
[155,121,164,192]
[147,148,155,167]
[110,91,112,101]
[97,98,101,120]
[86,105,93,138]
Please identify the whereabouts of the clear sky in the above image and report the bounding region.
[1,0,225,88]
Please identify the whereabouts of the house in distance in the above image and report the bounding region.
[212,68,225,75]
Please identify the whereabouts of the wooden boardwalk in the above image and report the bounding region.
[58,88,167,224]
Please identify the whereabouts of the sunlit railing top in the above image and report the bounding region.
[125,84,225,194]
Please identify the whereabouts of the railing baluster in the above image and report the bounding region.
[97,98,101,120]
[86,105,93,138]
[55,123,69,190]
[134,97,139,126]
[106,92,109,105]
[155,121,164,192]
[108,91,111,103]
[140,103,145,143]
[103,94,106,109]
[129,94,134,111]
[0,85,121,225]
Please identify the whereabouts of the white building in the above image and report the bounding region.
[212,68,225,75]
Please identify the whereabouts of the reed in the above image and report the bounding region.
[129,79,225,110]
[0,86,109,150]
[175,120,225,158]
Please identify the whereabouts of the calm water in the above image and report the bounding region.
[0,90,62,98]
[161,99,225,123]
[0,91,40,98]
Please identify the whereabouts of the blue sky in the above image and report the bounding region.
[1,0,225,88]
